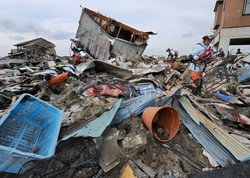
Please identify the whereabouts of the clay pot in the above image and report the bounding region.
[142,106,180,142]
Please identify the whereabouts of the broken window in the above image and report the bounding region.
[118,28,133,42]
[243,0,250,15]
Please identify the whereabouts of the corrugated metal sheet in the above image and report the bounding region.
[61,99,122,140]
[76,9,147,60]
[179,96,250,163]
[113,38,147,59]
[111,95,156,125]
[76,12,110,60]
[94,60,133,79]
[163,96,239,167]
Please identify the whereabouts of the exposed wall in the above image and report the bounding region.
[213,0,250,54]
[218,27,250,53]
[76,11,111,60]
[76,10,147,60]
[214,3,223,30]
[214,0,250,35]
[224,0,250,28]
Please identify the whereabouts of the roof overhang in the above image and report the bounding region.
[214,0,224,12]
[84,8,156,37]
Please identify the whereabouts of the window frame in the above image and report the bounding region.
[243,0,250,15]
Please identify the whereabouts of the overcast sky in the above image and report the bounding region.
[0,0,216,57]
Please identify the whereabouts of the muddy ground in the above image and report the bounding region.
[104,116,212,178]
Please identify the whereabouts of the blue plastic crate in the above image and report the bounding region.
[0,93,63,173]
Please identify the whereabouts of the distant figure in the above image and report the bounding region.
[236,48,242,55]
[166,48,178,62]
[70,38,83,53]
[70,38,84,63]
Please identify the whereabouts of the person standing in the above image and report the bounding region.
[236,48,242,55]
[166,48,178,62]
[189,35,216,95]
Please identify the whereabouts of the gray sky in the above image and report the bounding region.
[0,0,216,57]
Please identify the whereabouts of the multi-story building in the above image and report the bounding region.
[213,0,250,54]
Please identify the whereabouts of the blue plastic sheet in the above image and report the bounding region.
[112,95,156,125]
[0,94,63,173]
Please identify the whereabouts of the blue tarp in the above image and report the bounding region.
[111,95,156,125]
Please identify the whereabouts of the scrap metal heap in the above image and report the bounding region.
[1,51,250,177]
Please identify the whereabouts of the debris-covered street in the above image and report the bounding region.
[1,1,250,178]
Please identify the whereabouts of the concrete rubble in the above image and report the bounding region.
[1,7,250,178]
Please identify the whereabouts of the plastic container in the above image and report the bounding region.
[142,106,180,142]
[216,90,234,102]
[0,94,63,173]
[216,90,243,105]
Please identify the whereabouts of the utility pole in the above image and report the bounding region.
[36,30,38,38]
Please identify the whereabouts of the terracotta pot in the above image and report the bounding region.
[142,106,180,142]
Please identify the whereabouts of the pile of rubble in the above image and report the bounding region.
[1,6,250,178]
[1,50,250,178]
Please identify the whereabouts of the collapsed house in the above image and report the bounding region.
[8,38,56,59]
[76,8,156,60]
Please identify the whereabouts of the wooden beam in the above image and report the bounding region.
[116,26,121,37]
[130,33,134,42]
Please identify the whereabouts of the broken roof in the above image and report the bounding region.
[14,38,55,47]
[84,8,156,37]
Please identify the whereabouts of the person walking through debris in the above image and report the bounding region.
[166,48,178,62]
[70,38,83,63]
[189,35,217,95]
[44,65,77,85]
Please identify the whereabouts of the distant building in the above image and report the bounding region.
[8,38,56,59]
[76,8,156,60]
[213,0,250,54]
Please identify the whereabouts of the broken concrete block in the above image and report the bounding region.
[122,134,147,149]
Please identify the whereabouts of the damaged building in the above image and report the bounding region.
[76,8,156,60]
[213,0,250,54]
[8,38,56,59]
